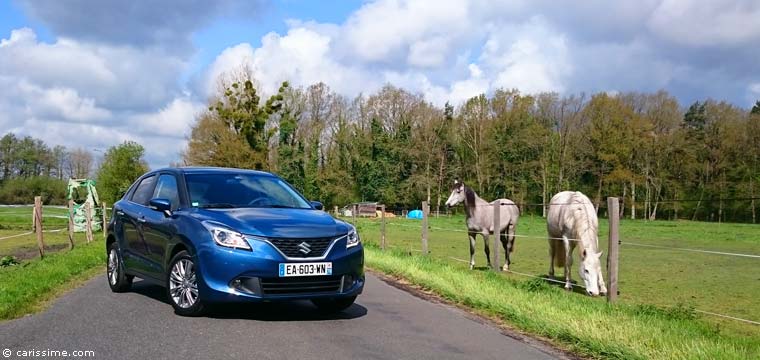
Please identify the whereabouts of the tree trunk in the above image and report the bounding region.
[649,185,661,221]
[631,180,636,220]
[751,176,756,224]
[595,175,603,213]
[436,154,445,216]
[674,189,679,220]
[691,188,703,221]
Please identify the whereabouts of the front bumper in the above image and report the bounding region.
[195,235,364,303]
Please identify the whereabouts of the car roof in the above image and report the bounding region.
[152,166,275,177]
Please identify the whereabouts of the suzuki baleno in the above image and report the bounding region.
[106,167,364,316]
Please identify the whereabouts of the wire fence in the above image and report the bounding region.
[357,199,760,327]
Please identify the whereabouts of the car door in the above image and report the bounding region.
[141,173,181,278]
[121,174,156,276]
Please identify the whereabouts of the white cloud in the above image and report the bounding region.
[648,0,760,47]
[0,28,198,168]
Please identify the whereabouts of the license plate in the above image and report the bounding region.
[279,262,332,277]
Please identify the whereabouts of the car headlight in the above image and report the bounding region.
[202,221,251,250]
[346,227,360,248]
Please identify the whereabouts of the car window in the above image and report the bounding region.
[130,175,156,206]
[185,173,311,209]
[153,174,180,210]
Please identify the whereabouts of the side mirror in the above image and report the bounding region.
[310,201,324,210]
[149,198,172,217]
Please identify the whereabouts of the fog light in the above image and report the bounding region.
[342,275,354,291]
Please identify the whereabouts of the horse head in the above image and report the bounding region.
[579,248,604,296]
[445,180,466,207]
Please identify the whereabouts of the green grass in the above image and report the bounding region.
[365,246,760,359]
[353,215,760,338]
[0,239,105,320]
[0,205,69,231]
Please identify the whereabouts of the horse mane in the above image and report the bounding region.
[464,186,476,209]
[570,193,598,252]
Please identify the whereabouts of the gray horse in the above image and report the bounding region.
[445,180,520,270]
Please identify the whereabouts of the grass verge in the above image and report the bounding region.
[0,241,105,320]
[365,245,760,360]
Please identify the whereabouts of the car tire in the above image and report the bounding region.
[311,295,357,313]
[166,250,206,316]
[107,242,133,293]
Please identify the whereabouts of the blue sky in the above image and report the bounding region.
[1,0,760,168]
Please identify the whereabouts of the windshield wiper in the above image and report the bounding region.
[198,203,237,209]
[259,204,304,209]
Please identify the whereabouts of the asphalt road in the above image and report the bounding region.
[0,273,561,360]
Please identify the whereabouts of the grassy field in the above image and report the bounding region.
[1,207,105,320]
[0,205,69,230]
[352,215,760,338]
[366,246,759,359]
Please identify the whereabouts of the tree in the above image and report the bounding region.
[67,148,94,178]
[751,100,760,115]
[208,77,288,170]
[183,113,259,168]
[97,141,149,205]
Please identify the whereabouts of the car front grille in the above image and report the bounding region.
[259,276,342,295]
[268,236,337,258]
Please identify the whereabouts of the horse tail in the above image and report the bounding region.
[550,239,565,266]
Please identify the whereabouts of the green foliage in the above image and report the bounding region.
[96,141,148,205]
[185,73,760,222]
[0,176,67,204]
[0,255,19,267]
[208,79,288,170]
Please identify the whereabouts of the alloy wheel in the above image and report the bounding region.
[169,259,198,308]
[107,248,118,285]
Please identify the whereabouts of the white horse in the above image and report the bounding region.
[547,191,607,296]
[445,180,520,270]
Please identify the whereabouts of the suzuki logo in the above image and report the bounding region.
[297,242,312,255]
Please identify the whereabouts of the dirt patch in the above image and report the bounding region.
[8,243,71,261]
[368,269,584,360]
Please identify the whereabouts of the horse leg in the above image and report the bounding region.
[500,230,510,271]
[599,272,608,296]
[563,236,573,291]
[548,239,555,278]
[504,223,515,271]
[483,232,492,269]
[468,232,476,270]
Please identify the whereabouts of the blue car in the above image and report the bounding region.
[106,167,364,316]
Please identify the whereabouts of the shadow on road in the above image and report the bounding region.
[130,280,368,321]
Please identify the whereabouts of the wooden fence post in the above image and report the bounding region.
[380,205,386,250]
[607,197,620,303]
[68,199,75,250]
[334,205,339,217]
[421,201,429,255]
[102,202,108,239]
[32,203,36,231]
[85,202,93,243]
[352,204,357,224]
[492,203,501,271]
[34,196,45,258]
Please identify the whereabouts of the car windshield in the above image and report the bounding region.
[185,173,312,209]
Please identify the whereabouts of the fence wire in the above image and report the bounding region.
[374,216,760,327]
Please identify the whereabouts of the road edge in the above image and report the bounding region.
[368,268,583,360]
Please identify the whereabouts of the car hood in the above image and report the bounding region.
[187,207,351,238]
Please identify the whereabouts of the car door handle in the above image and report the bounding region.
[116,211,125,216]
[137,217,147,223]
